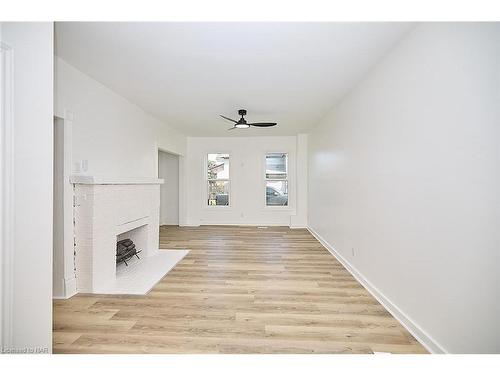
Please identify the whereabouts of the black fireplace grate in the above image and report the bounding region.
[116,239,141,266]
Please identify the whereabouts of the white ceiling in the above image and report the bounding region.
[55,22,414,136]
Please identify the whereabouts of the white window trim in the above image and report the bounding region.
[205,152,231,208]
[263,152,292,210]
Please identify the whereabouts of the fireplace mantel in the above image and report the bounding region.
[70,175,164,185]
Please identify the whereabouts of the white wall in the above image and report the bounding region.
[186,136,307,226]
[291,134,308,228]
[308,23,500,353]
[1,22,54,352]
[158,151,179,225]
[55,57,187,179]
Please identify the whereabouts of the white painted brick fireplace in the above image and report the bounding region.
[71,176,164,293]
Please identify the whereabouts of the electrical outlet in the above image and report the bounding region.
[351,248,355,256]
[240,212,244,218]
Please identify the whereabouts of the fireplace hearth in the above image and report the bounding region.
[116,239,141,266]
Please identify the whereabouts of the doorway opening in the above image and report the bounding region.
[53,116,76,299]
[158,150,180,226]
[53,117,65,297]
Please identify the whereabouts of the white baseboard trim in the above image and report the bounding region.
[52,276,77,300]
[64,276,77,298]
[307,226,447,354]
[179,223,306,229]
[197,222,291,227]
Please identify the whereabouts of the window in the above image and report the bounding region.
[265,153,288,206]
[207,153,230,206]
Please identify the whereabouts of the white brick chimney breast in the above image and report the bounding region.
[70,176,185,294]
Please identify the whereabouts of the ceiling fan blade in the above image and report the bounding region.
[228,127,236,130]
[249,122,277,127]
[220,115,238,123]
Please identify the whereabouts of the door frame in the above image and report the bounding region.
[53,112,77,299]
[1,41,14,348]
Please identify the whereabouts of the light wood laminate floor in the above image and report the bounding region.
[53,226,427,354]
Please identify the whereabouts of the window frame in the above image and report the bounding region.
[206,152,231,208]
[264,152,290,209]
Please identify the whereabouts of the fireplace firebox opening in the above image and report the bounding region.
[116,239,141,266]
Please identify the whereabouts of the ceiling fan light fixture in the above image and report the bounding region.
[220,109,277,130]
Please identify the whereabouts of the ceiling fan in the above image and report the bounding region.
[220,109,277,130]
